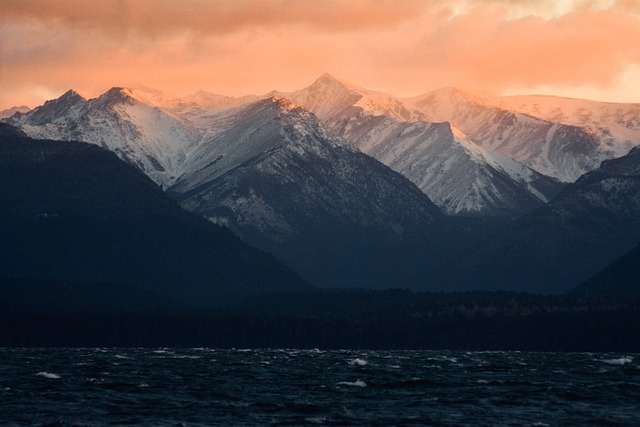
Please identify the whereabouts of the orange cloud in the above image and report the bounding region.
[0,0,425,35]
[1,0,640,109]
[404,4,640,91]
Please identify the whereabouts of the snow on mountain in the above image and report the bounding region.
[286,73,424,123]
[499,94,640,157]
[169,96,459,288]
[286,75,560,217]
[7,88,202,187]
[339,111,561,217]
[405,87,605,182]
[173,97,354,196]
[7,75,632,221]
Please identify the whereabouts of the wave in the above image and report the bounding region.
[349,358,368,366]
[601,357,633,365]
[337,380,367,388]
[36,372,60,379]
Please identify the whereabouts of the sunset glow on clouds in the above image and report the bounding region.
[2,0,640,109]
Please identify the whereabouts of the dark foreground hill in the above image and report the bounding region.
[570,243,640,296]
[0,124,308,308]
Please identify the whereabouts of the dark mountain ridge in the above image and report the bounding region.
[0,124,309,308]
[436,146,640,294]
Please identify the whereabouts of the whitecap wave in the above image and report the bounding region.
[349,358,368,366]
[36,372,60,379]
[337,380,367,387]
[601,357,633,365]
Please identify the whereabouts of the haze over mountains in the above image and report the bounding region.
[4,73,640,295]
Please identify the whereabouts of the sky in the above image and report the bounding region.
[2,0,640,110]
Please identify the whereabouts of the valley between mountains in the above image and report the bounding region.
[3,73,640,303]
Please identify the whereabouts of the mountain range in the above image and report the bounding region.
[9,74,640,218]
[5,84,468,288]
[283,74,565,219]
[168,97,459,288]
[4,74,640,295]
[405,88,602,183]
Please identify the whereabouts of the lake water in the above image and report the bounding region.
[1,348,638,426]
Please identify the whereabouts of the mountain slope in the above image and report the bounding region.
[406,87,607,183]
[288,75,562,218]
[6,88,201,187]
[169,98,459,288]
[0,124,309,308]
[437,146,640,294]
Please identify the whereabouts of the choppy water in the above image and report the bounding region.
[1,348,639,426]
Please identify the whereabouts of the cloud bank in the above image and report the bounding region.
[1,0,640,109]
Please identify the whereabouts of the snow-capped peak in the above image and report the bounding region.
[288,74,362,120]
[289,73,420,122]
